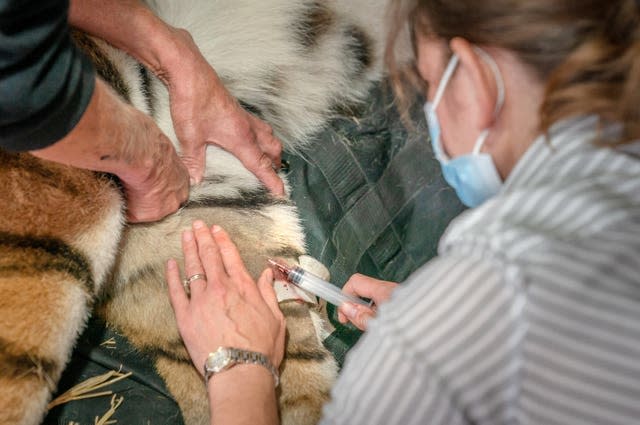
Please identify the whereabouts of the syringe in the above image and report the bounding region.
[268,259,370,308]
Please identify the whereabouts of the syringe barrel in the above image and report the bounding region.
[288,267,369,307]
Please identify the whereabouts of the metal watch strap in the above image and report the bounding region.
[204,347,280,387]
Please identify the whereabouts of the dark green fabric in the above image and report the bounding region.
[43,82,465,421]
[0,0,96,151]
[44,317,184,424]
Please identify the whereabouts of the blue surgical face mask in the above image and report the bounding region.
[424,48,505,208]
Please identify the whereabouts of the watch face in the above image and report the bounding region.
[207,348,232,373]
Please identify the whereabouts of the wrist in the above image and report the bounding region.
[204,347,280,388]
[152,26,225,95]
[207,363,275,395]
[69,0,188,87]
[207,365,279,425]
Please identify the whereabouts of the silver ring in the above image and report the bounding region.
[183,273,207,293]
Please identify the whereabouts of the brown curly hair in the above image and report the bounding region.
[386,0,640,145]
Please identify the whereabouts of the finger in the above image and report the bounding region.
[172,161,191,212]
[125,151,189,223]
[182,226,208,297]
[257,157,285,197]
[259,266,286,368]
[337,310,348,324]
[342,273,396,304]
[256,268,281,318]
[248,114,282,167]
[209,225,252,278]
[179,143,206,185]
[230,139,285,196]
[166,258,189,317]
[339,302,375,331]
[192,220,225,292]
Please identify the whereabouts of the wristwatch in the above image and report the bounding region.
[204,347,280,387]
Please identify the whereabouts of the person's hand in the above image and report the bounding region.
[116,105,190,223]
[68,1,282,199]
[337,274,398,331]
[166,220,286,374]
[163,29,284,195]
[31,78,190,223]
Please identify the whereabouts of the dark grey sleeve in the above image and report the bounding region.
[0,0,95,152]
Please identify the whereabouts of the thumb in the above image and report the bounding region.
[340,302,375,331]
[180,143,206,185]
[247,151,285,197]
[231,140,284,196]
[257,268,281,318]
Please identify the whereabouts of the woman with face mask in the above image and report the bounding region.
[165,1,640,424]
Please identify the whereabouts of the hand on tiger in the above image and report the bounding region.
[163,28,284,195]
[32,79,190,223]
[166,220,286,373]
[337,273,398,331]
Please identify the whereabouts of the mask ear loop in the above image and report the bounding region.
[471,47,505,155]
[429,55,460,163]
[432,55,460,109]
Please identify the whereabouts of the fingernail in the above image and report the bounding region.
[341,302,357,319]
[189,177,196,186]
[211,225,222,233]
[267,268,275,281]
[183,230,194,242]
[193,220,205,229]
[167,258,177,270]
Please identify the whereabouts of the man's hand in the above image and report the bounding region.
[163,29,284,195]
[32,79,190,223]
[69,0,285,196]
[115,106,191,223]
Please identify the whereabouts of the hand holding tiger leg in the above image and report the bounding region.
[166,220,284,425]
[337,274,398,331]
[69,0,285,195]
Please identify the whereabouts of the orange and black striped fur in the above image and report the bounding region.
[0,1,390,424]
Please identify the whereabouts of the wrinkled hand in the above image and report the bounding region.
[31,79,190,224]
[337,274,398,331]
[119,107,190,223]
[166,220,286,373]
[164,29,284,195]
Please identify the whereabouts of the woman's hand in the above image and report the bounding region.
[166,220,286,373]
[337,274,398,331]
[163,29,284,195]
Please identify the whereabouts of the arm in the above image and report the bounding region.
[207,366,279,425]
[166,221,284,425]
[0,0,188,222]
[322,254,522,425]
[69,0,285,194]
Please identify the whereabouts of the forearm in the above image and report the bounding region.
[207,366,280,425]
[68,0,207,87]
[32,78,157,182]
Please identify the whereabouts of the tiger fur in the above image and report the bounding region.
[0,0,391,424]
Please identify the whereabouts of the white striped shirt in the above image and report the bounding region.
[320,116,640,425]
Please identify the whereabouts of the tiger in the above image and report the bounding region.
[0,0,393,424]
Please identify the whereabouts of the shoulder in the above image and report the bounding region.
[440,118,640,269]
